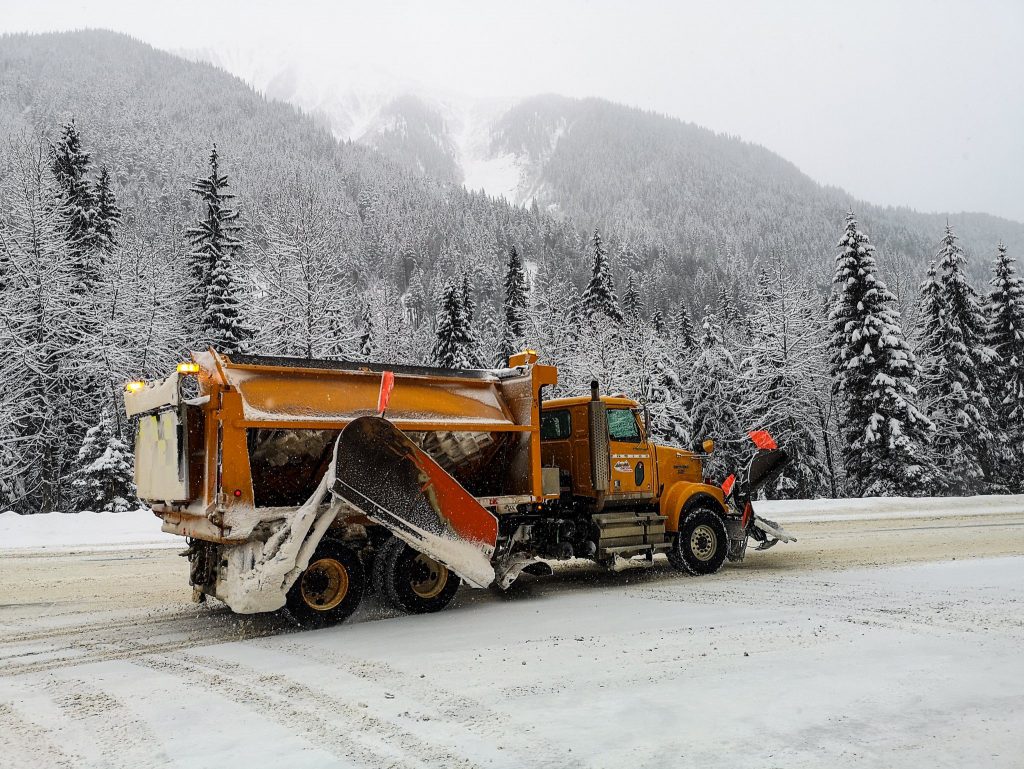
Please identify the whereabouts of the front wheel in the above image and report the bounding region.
[286,540,365,627]
[668,505,729,576]
[373,537,461,614]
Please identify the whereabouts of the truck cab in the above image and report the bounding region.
[540,385,726,535]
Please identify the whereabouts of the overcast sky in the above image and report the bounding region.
[4,0,1022,222]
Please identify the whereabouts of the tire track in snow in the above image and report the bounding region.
[0,701,82,768]
[0,603,286,645]
[45,676,171,769]
[260,637,583,769]
[135,650,490,769]
[0,608,295,677]
[635,574,1022,635]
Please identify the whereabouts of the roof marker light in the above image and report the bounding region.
[177,362,200,375]
[125,381,145,393]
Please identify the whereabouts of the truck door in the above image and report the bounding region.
[606,408,655,498]
[539,408,574,483]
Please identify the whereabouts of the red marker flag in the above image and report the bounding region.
[748,430,777,450]
[377,371,395,416]
[721,473,736,497]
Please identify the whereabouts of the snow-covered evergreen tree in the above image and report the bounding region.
[983,244,1024,489]
[621,273,643,321]
[581,229,622,323]
[670,302,697,352]
[70,413,138,513]
[187,145,249,353]
[916,225,995,493]
[432,279,475,368]
[50,119,100,292]
[358,303,375,359]
[498,245,529,364]
[651,309,666,336]
[829,213,934,496]
[460,275,484,367]
[93,166,121,253]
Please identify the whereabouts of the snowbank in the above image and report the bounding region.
[0,509,179,550]
[2,494,1021,552]
[758,493,1024,523]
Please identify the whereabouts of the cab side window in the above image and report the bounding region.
[541,409,571,440]
[608,408,641,442]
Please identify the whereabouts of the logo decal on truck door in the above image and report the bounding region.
[613,460,631,473]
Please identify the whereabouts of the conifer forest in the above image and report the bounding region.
[1,30,1022,513]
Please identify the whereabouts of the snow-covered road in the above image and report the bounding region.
[1,508,1022,768]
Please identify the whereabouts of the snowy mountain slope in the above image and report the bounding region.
[174,45,1024,276]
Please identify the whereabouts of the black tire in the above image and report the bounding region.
[374,536,461,614]
[286,539,365,627]
[668,504,729,576]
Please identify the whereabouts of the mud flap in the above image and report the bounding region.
[332,416,499,588]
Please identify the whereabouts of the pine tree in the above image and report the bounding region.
[432,279,475,369]
[358,303,375,359]
[92,166,121,253]
[460,275,483,367]
[670,302,697,351]
[49,121,111,448]
[916,225,995,493]
[50,119,100,292]
[983,244,1024,490]
[581,229,622,323]
[70,413,138,513]
[503,245,528,336]
[717,285,739,326]
[498,245,529,364]
[651,309,666,336]
[621,273,643,321]
[186,145,249,353]
[829,213,934,496]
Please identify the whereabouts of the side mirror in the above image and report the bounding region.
[702,438,715,454]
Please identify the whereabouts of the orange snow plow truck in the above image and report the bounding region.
[124,350,795,626]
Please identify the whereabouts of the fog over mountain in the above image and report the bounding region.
[178,43,1024,287]
[6,0,1021,221]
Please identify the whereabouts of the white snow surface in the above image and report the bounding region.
[758,492,1024,523]
[0,509,178,550]
[3,494,1020,552]
[1,503,1022,767]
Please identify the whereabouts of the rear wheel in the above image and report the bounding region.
[286,540,365,627]
[374,537,461,614]
[668,504,729,575]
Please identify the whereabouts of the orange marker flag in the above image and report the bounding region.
[377,371,395,416]
[721,473,736,497]
[748,430,777,450]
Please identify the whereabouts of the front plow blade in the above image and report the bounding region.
[752,515,797,548]
[332,416,498,588]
